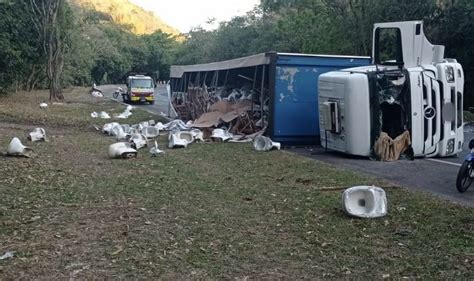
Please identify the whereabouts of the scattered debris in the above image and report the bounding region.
[120,124,130,133]
[168,131,193,148]
[0,251,14,260]
[228,137,253,143]
[112,125,127,141]
[92,110,114,119]
[192,111,224,128]
[162,120,189,131]
[155,122,165,131]
[190,129,204,142]
[39,102,48,109]
[129,134,148,150]
[95,105,133,119]
[139,121,151,131]
[171,84,267,138]
[90,85,104,98]
[253,135,281,151]
[342,186,387,218]
[99,111,111,119]
[7,137,33,158]
[142,126,159,139]
[91,91,103,98]
[149,141,165,156]
[374,131,411,161]
[103,122,120,135]
[28,128,46,142]
[116,105,134,119]
[108,142,137,159]
[211,128,233,142]
[94,91,277,157]
[128,127,140,135]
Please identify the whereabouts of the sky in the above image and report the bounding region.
[130,0,260,33]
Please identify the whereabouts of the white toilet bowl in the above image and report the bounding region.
[253,136,281,151]
[7,137,33,157]
[28,128,46,142]
[108,142,137,159]
[342,186,387,218]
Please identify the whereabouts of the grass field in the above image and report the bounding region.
[464,110,474,123]
[0,88,472,279]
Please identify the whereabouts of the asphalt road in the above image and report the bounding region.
[97,83,474,207]
[290,125,474,207]
[98,84,172,117]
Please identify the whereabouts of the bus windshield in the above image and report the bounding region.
[131,79,153,88]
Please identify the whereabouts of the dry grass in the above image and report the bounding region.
[0,88,472,279]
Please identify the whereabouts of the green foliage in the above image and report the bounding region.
[434,0,474,106]
[1,0,473,104]
[0,1,44,93]
[0,0,180,92]
[174,0,474,106]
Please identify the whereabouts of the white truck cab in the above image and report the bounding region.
[319,21,464,158]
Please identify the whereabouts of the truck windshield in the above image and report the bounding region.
[374,28,403,66]
[131,79,153,88]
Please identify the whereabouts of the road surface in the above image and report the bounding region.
[98,84,172,117]
[97,83,473,207]
[290,125,474,207]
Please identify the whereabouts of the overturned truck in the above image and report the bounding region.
[319,21,464,159]
[169,52,369,144]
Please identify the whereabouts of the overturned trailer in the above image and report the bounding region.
[170,52,369,144]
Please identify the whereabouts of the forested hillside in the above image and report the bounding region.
[71,0,180,35]
[0,0,178,97]
[0,0,472,105]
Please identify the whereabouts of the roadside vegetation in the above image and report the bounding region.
[464,111,474,123]
[0,1,472,105]
[0,89,472,278]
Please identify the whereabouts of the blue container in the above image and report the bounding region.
[170,52,370,145]
[268,53,370,144]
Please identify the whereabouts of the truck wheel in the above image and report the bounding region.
[149,101,155,105]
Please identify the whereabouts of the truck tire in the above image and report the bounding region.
[456,160,472,193]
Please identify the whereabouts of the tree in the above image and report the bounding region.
[142,31,178,79]
[0,1,45,93]
[27,0,69,101]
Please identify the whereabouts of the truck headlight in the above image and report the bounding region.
[446,138,455,154]
[445,66,455,83]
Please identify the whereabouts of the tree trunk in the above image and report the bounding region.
[28,0,65,101]
[26,65,38,92]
